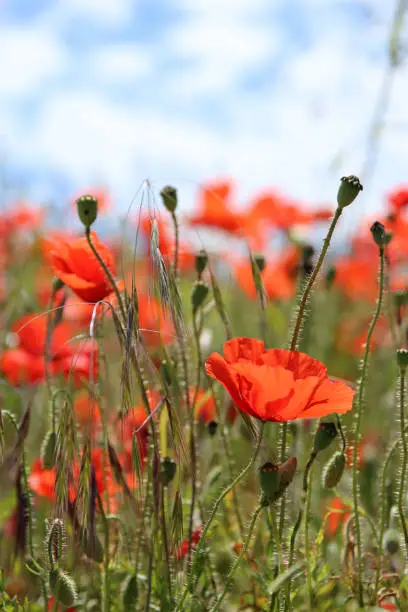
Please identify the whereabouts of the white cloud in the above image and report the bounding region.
[0,25,67,98]
[53,0,134,27]
[89,43,153,84]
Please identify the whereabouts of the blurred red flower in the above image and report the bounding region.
[387,185,408,214]
[189,180,244,235]
[206,338,354,422]
[47,231,122,303]
[175,528,202,560]
[325,497,351,537]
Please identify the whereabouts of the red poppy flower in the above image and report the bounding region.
[47,232,122,303]
[137,294,175,347]
[74,391,101,431]
[48,597,76,612]
[189,180,244,235]
[205,338,354,422]
[192,388,217,423]
[387,185,408,214]
[6,201,44,232]
[0,314,97,387]
[117,405,150,470]
[325,497,351,537]
[175,528,202,560]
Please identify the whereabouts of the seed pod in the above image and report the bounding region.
[397,348,408,371]
[322,451,346,489]
[122,573,138,608]
[49,569,77,607]
[192,280,209,313]
[76,194,98,228]
[195,250,208,278]
[337,175,363,208]
[47,519,64,567]
[207,421,218,436]
[161,457,177,487]
[259,462,280,499]
[370,221,387,247]
[160,185,178,213]
[383,528,400,555]
[253,253,266,273]
[41,431,58,470]
[313,422,337,454]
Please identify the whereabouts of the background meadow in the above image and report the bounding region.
[1,1,408,611]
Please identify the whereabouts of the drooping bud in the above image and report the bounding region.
[52,277,64,292]
[161,457,177,486]
[192,280,209,313]
[301,245,315,277]
[49,569,77,607]
[259,462,280,499]
[253,253,266,274]
[370,221,387,248]
[195,250,208,278]
[160,185,178,213]
[322,451,346,489]
[397,348,408,371]
[47,518,64,568]
[325,265,336,289]
[337,175,363,208]
[122,573,138,608]
[76,194,98,228]
[41,430,58,470]
[208,421,218,436]
[313,422,337,454]
[276,457,297,497]
[383,528,400,555]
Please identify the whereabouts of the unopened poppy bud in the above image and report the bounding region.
[383,528,400,555]
[122,574,138,607]
[337,175,363,208]
[370,221,387,247]
[161,457,177,486]
[259,462,280,499]
[326,265,336,289]
[160,185,178,213]
[322,451,346,488]
[253,253,266,273]
[41,430,58,470]
[76,194,98,228]
[192,280,209,313]
[397,348,408,371]
[277,457,297,494]
[313,422,337,454]
[49,569,77,607]
[208,421,218,436]
[48,518,64,567]
[195,250,208,278]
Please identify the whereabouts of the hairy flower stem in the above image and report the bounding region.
[177,423,265,609]
[85,227,125,321]
[170,210,179,281]
[279,206,343,540]
[373,425,408,602]
[96,490,110,612]
[352,245,385,609]
[398,368,408,554]
[210,504,264,611]
[305,462,315,609]
[284,452,317,612]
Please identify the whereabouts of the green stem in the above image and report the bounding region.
[177,422,265,608]
[373,428,407,601]
[210,504,264,611]
[268,508,283,612]
[284,452,317,612]
[279,206,343,540]
[352,245,385,609]
[305,462,314,609]
[171,210,179,281]
[85,228,125,321]
[398,368,408,554]
[97,490,110,612]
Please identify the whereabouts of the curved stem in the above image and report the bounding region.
[85,228,125,321]
[398,368,408,554]
[278,207,343,541]
[352,246,385,608]
[210,504,264,611]
[177,422,265,609]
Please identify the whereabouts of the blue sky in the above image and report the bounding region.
[0,0,407,234]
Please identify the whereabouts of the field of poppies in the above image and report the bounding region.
[0,176,408,611]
